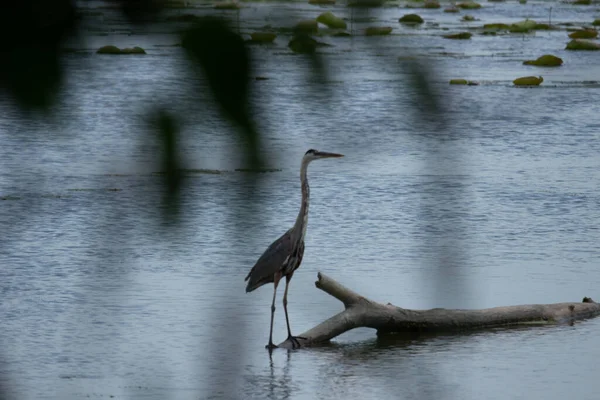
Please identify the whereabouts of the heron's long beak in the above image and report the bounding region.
[316,151,344,158]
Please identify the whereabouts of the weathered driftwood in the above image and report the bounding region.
[278,272,599,349]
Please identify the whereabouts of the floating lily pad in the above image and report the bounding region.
[365,26,393,36]
[449,79,479,85]
[309,0,336,4]
[97,45,146,55]
[250,32,277,43]
[592,19,600,26]
[444,6,459,12]
[509,19,537,32]
[348,0,385,7]
[483,23,510,30]
[423,1,441,8]
[121,47,146,54]
[462,15,476,21]
[523,54,563,66]
[97,45,120,54]
[317,12,347,29]
[513,76,543,86]
[0,196,20,201]
[443,32,472,39]
[569,29,598,39]
[457,1,481,9]
[566,39,600,50]
[399,14,424,23]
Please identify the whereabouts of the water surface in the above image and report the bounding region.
[1,1,600,399]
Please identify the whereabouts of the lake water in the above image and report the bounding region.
[1,0,600,399]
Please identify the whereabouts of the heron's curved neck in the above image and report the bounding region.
[293,158,310,235]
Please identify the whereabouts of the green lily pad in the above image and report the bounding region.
[566,39,600,50]
[423,1,441,8]
[97,45,146,55]
[513,76,543,86]
[443,32,472,39]
[568,29,598,39]
[317,12,347,29]
[457,1,481,9]
[250,32,277,43]
[449,79,478,85]
[365,26,393,36]
[399,14,424,23]
[523,54,563,66]
[483,23,510,30]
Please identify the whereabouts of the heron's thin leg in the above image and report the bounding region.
[282,274,293,338]
[283,273,306,348]
[267,273,282,350]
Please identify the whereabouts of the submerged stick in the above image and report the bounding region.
[278,273,599,349]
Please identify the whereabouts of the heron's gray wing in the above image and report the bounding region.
[245,230,293,292]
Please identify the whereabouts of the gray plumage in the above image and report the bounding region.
[245,230,302,292]
[245,149,343,350]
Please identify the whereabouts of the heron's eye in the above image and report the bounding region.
[305,149,317,155]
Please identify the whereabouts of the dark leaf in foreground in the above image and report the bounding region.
[153,110,183,222]
[182,17,251,127]
[0,0,77,110]
[109,0,165,24]
[182,17,262,169]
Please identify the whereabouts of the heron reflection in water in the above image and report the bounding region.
[245,149,344,350]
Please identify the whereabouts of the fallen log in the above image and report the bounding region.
[278,272,599,349]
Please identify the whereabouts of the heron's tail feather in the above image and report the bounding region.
[245,268,271,293]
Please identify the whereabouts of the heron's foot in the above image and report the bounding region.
[265,342,278,351]
[287,335,307,349]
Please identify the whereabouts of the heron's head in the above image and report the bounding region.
[303,149,344,163]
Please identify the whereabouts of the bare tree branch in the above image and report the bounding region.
[278,273,600,349]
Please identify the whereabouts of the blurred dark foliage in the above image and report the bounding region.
[404,59,443,125]
[182,17,262,169]
[0,0,78,110]
[183,18,250,128]
[154,109,184,221]
[108,0,166,24]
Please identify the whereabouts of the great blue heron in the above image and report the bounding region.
[245,149,344,350]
